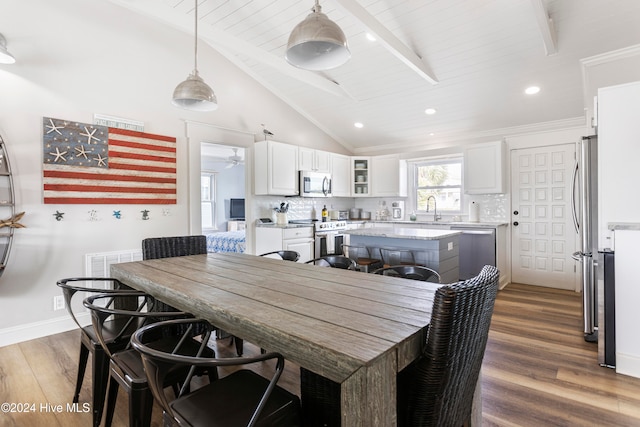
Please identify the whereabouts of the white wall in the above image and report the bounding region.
[0,0,344,345]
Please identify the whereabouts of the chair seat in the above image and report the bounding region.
[170,370,300,427]
[356,257,380,265]
[81,316,139,345]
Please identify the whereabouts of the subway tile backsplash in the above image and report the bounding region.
[251,193,508,223]
[251,196,354,222]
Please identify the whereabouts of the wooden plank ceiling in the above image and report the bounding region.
[108,0,640,152]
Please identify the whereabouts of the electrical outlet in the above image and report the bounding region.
[53,295,65,311]
[448,242,454,251]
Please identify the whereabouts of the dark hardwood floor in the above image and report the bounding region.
[1,283,639,426]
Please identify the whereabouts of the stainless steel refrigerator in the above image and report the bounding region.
[571,135,615,367]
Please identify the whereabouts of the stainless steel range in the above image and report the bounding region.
[288,219,347,258]
[314,220,347,258]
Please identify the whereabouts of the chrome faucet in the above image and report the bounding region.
[426,195,441,221]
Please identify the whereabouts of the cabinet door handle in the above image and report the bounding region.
[513,221,519,226]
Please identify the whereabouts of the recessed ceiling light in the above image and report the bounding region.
[429,132,435,136]
[425,108,437,115]
[366,33,376,42]
[354,122,364,128]
[525,86,540,95]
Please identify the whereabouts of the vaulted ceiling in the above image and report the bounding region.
[108,0,640,152]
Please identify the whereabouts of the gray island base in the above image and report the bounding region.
[345,227,461,283]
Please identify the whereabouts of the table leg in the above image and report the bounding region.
[341,350,397,426]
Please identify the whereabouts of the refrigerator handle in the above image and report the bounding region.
[570,160,579,234]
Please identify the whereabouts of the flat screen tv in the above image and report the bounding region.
[229,198,245,220]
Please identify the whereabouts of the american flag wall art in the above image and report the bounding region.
[42,117,177,204]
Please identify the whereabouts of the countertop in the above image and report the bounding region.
[255,222,314,229]
[255,220,508,229]
[608,222,640,231]
[372,220,508,228]
[344,227,461,240]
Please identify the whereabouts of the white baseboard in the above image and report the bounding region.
[615,352,640,379]
[0,312,90,348]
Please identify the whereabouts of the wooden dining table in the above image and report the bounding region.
[110,252,442,426]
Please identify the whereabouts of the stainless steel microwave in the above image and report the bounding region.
[299,171,332,197]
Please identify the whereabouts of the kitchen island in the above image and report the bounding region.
[345,227,461,283]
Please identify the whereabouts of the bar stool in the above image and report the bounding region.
[380,247,416,267]
[341,244,383,273]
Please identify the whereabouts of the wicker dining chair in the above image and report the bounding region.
[131,318,302,427]
[56,277,131,427]
[142,235,244,357]
[300,265,500,427]
[83,291,215,427]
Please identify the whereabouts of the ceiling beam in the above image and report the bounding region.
[107,0,351,99]
[530,0,558,56]
[334,0,439,85]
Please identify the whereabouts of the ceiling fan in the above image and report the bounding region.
[225,148,244,168]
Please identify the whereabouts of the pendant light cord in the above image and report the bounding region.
[194,0,199,72]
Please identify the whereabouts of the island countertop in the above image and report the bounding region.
[345,227,461,240]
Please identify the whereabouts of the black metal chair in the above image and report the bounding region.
[56,277,131,427]
[341,244,383,272]
[304,255,356,270]
[259,250,300,262]
[83,291,215,427]
[300,265,500,427]
[373,265,441,283]
[142,235,244,357]
[131,318,302,427]
[379,247,416,267]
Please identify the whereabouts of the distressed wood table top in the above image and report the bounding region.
[111,252,440,426]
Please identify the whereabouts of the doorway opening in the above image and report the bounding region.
[200,143,245,232]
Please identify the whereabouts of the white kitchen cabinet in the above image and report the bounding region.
[299,147,331,172]
[371,154,407,197]
[255,226,314,263]
[254,140,298,196]
[351,157,371,197]
[464,141,506,194]
[331,153,351,197]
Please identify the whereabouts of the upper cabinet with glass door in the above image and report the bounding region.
[351,157,370,197]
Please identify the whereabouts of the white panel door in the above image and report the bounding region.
[511,144,579,290]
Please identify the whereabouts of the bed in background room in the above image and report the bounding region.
[205,230,246,253]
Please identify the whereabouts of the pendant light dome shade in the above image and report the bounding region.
[0,33,16,64]
[172,0,217,112]
[285,1,350,71]
[172,69,218,111]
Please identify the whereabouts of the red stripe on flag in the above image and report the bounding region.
[43,170,176,184]
[107,127,177,143]
[109,150,176,163]
[108,163,176,174]
[44,197,177,204]
[109,138,176,153]
[44,184,176,194]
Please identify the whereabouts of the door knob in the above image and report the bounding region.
[513,221,519,226]
[513,210,519,215]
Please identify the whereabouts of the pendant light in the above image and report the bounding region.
[285,0,350,71]
[172,0,217,111]
[0,33,16,64]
